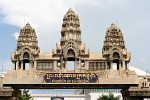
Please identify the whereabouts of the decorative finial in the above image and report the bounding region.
[111,23,117,29]
[23,22,32,30]
[67,8,75,13]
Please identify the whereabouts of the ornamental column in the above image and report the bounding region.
[16,61,19,70]
[123,61,125,70]
[21,61,23,70]
[34,60,37,70]
[110,60,113,70]
[74,58,77,70]
[105,61,107,70]
[119,61,122,70]
[65,58,67,70]
[13,61,16,70]
[29,61,32,69]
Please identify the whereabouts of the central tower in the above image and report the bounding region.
[60,8,82,59]
[60,8,81,48]
[53,8,89,71]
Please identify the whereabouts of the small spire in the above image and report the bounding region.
[111,23,117,29]
[67,8,75,13]
[26,22,30,25]
[23,22,32,30]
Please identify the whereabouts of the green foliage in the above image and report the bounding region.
[97,93,120,100]
[19,89,33,100]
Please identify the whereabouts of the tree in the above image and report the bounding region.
[19,89,33,100]
[97,93,120,100]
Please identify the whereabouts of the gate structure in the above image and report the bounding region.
[0,8,150,100]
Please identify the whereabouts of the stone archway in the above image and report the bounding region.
[67,49,75,59]
[113,52,120,59]
[23,52,30,70]
[112,52,120,70]
[66,49,76,70]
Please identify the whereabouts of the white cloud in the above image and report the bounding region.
[12,32,19,40]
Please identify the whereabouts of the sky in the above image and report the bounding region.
[0,0,150,95]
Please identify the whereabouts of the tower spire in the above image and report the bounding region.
[60,8,81,47]
[16,22,40,56]
[102,23,126,53]
[53,8,89,62]
[102,23,131,70]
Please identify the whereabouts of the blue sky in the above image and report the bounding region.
[0,0,150,74]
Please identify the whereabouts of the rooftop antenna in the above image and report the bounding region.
[116,20,117,26]
[24,14,26,26]
[75,4,78,14]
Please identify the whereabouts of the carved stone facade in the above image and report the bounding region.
[11,8,131,72]
[102,23,131,70]
[11,23,40,70]
[52,8,89,71]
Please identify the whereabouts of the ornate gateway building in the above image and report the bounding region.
[11,8,131,72]
[1,8,150,100]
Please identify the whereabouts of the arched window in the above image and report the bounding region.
[113,52,119,59]
[23,52,29,59]
[67,49,75,57]
[23,52,30,70]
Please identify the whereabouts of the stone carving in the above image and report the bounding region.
[11,8,131,72]
[102,23,131,70]
[142,76,149,88]
[53,8,89,58]
[52,8,89,70]
[11,23,40,70]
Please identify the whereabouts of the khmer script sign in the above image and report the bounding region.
[44,73,99,83]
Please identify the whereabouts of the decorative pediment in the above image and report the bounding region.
[63,41,79,58]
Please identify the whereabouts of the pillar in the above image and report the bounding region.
[105,61,107,70]
[74,58,77,70]
[54,61,57,70]
[121,89,144,100]
[60,56,63,70]
[29,61,32,69]
[79,57,81,68]
[110,60,113,70]
[34,60,37,70]
[126,62,129,70]
[13,61,16,70]
[21,61,23,70]
[76,58,79,69]
[122,61,126,69]
[0,88,21,100]
[16,61,19,70]
[64,58,67,70]
[119,61,121,70]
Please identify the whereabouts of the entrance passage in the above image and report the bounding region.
[112,52,120,70]
[66,49,76,70]
[24,63,29,70]
[67,61,75,70]
[23,52,30,70]
[113,63,117,70]
[113,60,119,70]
